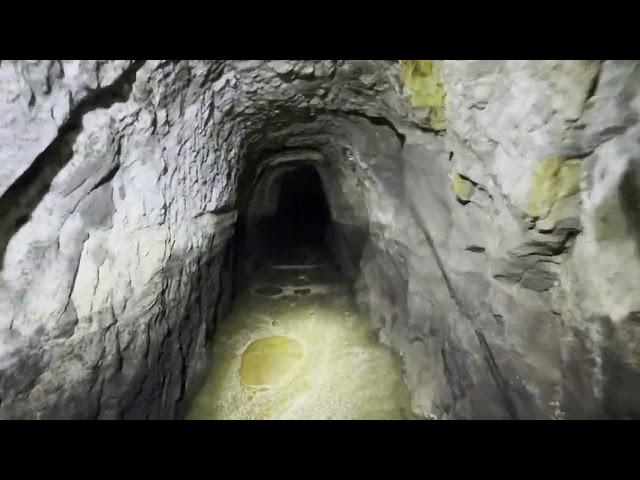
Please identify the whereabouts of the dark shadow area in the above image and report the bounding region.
[234,164,349,292]
[259,166,331,252]
[620,162,640,256]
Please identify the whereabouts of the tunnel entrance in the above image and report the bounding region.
[258,166,331,254]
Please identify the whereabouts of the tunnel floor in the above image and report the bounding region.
[186,246,415,420]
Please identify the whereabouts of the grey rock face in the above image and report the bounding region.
[0,59,639,419]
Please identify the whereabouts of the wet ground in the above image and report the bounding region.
[186,248,415,420]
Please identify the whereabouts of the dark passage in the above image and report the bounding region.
[261,166,331,251]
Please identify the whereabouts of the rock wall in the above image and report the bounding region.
[0,60,238,418]
[1,60,639,419]
[356,60,640,419]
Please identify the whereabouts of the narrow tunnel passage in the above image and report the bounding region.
[259,166,331,253]
[186,164,415,419]
[236,163,348,280]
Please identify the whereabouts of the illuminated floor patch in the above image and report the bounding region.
[239,336,304,386]
[186,259,415,420]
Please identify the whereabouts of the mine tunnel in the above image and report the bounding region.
[188,159,414,420]
[2,60,640,421]
[253,166,332,260]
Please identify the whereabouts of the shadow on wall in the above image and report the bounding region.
[620,162,640,256]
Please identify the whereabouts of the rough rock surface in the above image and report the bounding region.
[1,59,639,419]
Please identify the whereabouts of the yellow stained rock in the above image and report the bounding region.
[452,171,474,201]
[526,157,582,219]
[400,60,447,129]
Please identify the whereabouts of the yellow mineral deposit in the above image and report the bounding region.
[451,171,475,202]
[400,60,447,129]
[526,157,582,220]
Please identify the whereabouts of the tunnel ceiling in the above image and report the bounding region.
[1,60,640,419]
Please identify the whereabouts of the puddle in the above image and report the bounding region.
[239,336,304,386]
[253,285,284,297]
